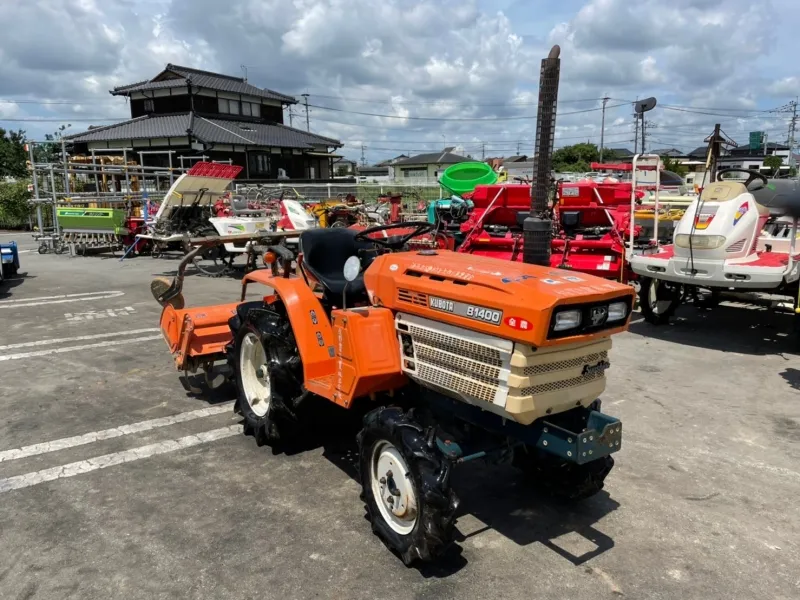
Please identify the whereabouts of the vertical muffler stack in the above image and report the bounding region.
[523,45,561,267]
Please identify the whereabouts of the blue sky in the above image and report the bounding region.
[1,0,797,164]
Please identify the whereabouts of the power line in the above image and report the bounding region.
[306,102,628,122]
[0,117,127,122]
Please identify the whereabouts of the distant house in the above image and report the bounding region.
[392,147,471,180]
[333,158,357,176]
[376,155,408,167]
[651,148,685,158]
[64,63,342,180]
[603,148,634,160]
[356,165,392,182]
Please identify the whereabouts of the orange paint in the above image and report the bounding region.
[324,308,407,407]
[243,271,335,382]
[364,250,634,347]
[159,302,238,370]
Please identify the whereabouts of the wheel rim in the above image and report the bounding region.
[239,333,271,417]
[649,279,674,315]
[370,440,418,535]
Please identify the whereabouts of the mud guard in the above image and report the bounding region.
[242,271,336,384]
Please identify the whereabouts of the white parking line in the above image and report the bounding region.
[0,291,126,308]
[0,328,160,351]
[0,403,234,463]
[0,425,242,494]
[0,335,162,361]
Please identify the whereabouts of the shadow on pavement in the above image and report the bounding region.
[628,302,799,356]
[0,273,37,300]
[270,402,619,577]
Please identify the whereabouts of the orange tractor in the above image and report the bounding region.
[153,221,633,564]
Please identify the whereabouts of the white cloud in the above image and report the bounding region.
[0,0,796,159]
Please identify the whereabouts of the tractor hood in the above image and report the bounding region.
[364,250,634,347]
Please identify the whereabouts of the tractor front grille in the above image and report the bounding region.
[396,313,613,424]
[519,369,606,396]
[404,321,503,366]
[523,351,607,376]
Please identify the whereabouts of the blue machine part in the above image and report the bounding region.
[1,240,20,280]
[427,196,473,224]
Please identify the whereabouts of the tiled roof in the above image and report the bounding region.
[63,114,191,142]
[192,116,341,148]
[64,112,341,149]
[111,64,296,103]
[393,150,471,166]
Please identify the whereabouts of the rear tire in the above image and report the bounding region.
[638,277,681,325]
[514,448,614,502]
[358,407,459,565]
[229,304,303,447]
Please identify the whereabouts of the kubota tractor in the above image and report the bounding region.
[152,221,634,564]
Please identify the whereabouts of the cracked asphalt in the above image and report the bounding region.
[0,232,799,599]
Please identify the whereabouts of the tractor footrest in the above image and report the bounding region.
[536,410,621,464]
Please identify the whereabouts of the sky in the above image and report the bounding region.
[1,0,798,165]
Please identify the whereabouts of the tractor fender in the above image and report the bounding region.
[242,271,336,382]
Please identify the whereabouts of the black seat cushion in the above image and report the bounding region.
[299,228,371,303]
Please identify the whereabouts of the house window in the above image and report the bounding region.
[251,103,260,118]
[143,99,154,113]
[218,99,241,115]
[242,102,251,117]
[403,167,427,178]
[248,152,271,176]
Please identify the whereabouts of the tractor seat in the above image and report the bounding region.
[299,228,372,303]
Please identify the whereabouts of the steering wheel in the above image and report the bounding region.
[354,221,435,250]
[716,168,768,189]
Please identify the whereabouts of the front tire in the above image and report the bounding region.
[638,276,681,325]
[358,407,459,565]
[230,305,303,447]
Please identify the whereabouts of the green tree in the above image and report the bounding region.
[0,180,32,229]
[661,156,688,177]
[0,128,29,178]
[763,154,783,176]
[552,142,600,172]
[33,124,72,164]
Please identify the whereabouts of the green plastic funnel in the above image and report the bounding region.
[439,161,498,195]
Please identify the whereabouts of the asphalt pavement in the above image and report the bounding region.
[0,231,798,600]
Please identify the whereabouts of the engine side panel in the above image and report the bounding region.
[329,307,408,407]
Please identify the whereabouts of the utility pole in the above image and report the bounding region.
[360,144,367,167]
[287,105,294,128]
[703,124,726,183]
[481,142,486,161]
[516,141,521,155]
[599,96,609,162]
[641,120,656,154]
[301,94,310,132]
[788,99,798,169]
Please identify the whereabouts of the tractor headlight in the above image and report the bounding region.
[607,301,628,322]
[553,309,582,331]
[675,234,726,249]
